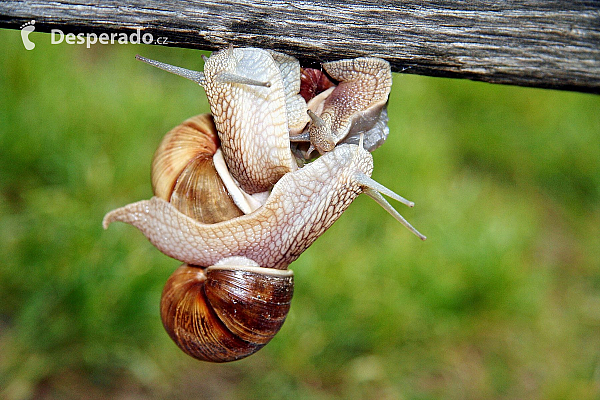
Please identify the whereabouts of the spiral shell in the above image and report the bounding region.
[160,258,294,362]
[151,113,243,224]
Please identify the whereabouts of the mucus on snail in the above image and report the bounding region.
[104,47,425,362]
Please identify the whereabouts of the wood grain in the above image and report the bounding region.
[1,0,599,93]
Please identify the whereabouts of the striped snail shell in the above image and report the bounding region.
[151,113,243,223]
[161,259,293,362]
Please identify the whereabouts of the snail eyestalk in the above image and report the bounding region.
[354,173,414,207]
[136,55,206,86]
[136,55,271,88]
[307,109,326,128]
[289,132,311,142]
[354,173,426,240]
[216,72,271,88]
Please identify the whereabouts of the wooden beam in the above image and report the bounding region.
[1,1,599,93]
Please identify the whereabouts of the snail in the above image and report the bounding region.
[294,57,393,156]
[136,46,309,194]
[104,47,425,362]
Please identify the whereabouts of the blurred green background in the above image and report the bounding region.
[1,28,599,399]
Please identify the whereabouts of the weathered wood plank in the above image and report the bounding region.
[1,0,599,93]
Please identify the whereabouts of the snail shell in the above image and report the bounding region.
[151,113,244,223]
[161,258,293,362]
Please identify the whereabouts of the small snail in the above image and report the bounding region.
[295,57,392,156]
[104,47,425,362]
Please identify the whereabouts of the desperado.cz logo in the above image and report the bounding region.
[20,20,36,50]
[20,20,168,50]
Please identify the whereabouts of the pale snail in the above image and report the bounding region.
[103,47,425,362]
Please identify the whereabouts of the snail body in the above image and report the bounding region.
[202,47,300,193]
[103,143,425,270]
[105,47,424,363]
[138,47,309,194]
[304,57,392,155]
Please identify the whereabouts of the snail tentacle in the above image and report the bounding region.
[136,55,206,86]
[353,173,415,208]
[363,188,426,241]
[216,72,271,87]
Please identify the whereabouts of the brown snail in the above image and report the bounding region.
[160,259,293,362]
[104,47,425,362]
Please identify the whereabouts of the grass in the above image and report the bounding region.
[1,28,599,399]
